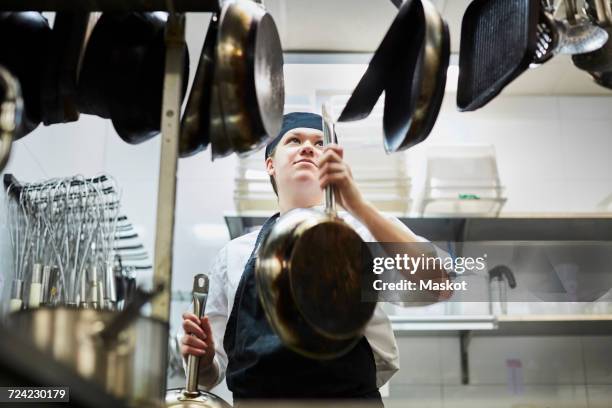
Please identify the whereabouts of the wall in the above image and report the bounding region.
[0,13,611,405]
[385,334,612,408]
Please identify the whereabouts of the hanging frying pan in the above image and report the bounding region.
[338,0,422,123]
[457,0,540,111]
[572,0,612,73]
[179,13,219,158]
[209,0,284,160]
[383,0,450,152]
[338,0,448,152]
[569,0,612,86]
[41,12,97,125]
[255,103,375,359]
[0,12,51,139]
[78,12,190,144]
[589,69,612,88]
[0,65,22,172]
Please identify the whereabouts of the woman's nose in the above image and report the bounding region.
[299,143,315,155]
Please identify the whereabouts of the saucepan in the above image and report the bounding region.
[8,288,167,407]
[255,103,375,360]
[0,65,22,172]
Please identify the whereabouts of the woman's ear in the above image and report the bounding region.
[265,156,275,176]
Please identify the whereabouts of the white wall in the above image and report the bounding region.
[409,95,612,214]
[385,334,612,408]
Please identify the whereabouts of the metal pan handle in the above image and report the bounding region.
[321,102,337,215]
[184,274,209,397]
[0,66,22,173]
[564,0,578,24]
[593,0,612,25]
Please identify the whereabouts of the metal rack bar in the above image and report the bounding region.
[151,13,185,328]
[0,0,219,12]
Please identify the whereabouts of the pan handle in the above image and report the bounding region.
[184,274,209,398]
[593,0,612,25]
[0,66,21,173]
[321,103,337,215]
[564,0,578,24]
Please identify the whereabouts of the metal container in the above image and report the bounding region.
[8,307,168,407]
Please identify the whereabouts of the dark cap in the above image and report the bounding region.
[265,112,323,159]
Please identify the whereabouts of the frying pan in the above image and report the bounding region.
[338,0,448,152]
[179,14,219,158]
[572,0,612,79]
[338,0,422,123]
[0,12,50,139]
[77,12,190,144]
[41,12,97,125]
[255,103,375,359]
[209,0,284,160]
[383,0,450,152]
[0,65,22,172]
[572,28,612,72]
[589,69,612,88]
[457,0,540,111]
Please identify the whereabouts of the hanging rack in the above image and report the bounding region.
[1,1,218,393]
[0,1,219,12]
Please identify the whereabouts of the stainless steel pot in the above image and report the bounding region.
[8,307,168,407]
[255,104,375,359]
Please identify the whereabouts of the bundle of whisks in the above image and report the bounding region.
[5,174,121,311]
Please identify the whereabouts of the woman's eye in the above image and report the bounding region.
[289,137,300,144]
[315,141,324,147]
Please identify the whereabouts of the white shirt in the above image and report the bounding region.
[182,211,435,391]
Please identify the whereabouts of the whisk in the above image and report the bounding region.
[5,174,123,310]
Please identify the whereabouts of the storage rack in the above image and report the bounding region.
[1,1,219,11]
[0,1,221,395]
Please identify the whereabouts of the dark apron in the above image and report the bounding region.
[223,214,382,404]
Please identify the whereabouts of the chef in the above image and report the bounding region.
[179,112,451,404]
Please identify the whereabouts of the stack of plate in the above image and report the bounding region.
[418,146,507,217]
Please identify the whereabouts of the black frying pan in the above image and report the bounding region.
[338,0,422,123]
[78,13,189,145]
[339,0,448,153]
[457,0,540,111]
[41,12,94,125]
[573,26,612,72]
[179,14,218,158]
[383,0,450,152]
[590,70,612,89]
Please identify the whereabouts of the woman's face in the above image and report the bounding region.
[266,127,325,194]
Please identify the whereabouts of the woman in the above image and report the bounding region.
[179,112,450,404]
